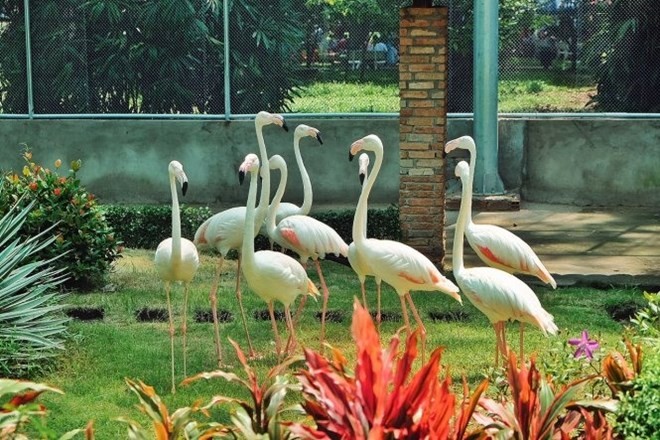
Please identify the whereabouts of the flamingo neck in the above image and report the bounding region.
[170,175,181,262]
[267,160,288,236]
[294,138,312,215]
[453,171,474,275]
[255,123,271,226]
[242,168,259,267]
[466,143,476,227]
[354,147,382,245]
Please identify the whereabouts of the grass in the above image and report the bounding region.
[33,248,645,438]
[290,59,597,113]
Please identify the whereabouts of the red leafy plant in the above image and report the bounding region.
[474,352,617,439]
[287,299,488,439]
[601,339,642,397]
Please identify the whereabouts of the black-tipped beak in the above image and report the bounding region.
[349,151,355,161]
[238,170,245,185]
[181,181,188,196]
[281,119,289,132]
[316,133,323,145]
[359,173,365,185]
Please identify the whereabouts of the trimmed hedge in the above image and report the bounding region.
[101,204,400,250]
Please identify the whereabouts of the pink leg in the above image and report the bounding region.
[209,256,224,366]
[360,280,368,310]
[235,256,256,359]
[284,306,297,355]
[292,294,308,327]
[268,302,282,357]
[315,260,330,353]
[376,281,382,332]
[399,294,411,335]
[406,293,427,363]
[182,283,189,377]
[164,282,176,394]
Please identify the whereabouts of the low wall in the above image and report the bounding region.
[1,117,658,208]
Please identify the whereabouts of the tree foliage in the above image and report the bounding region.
[0,0,306,114]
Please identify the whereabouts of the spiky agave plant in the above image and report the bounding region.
[0,196,69,377]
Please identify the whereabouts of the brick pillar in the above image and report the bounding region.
[399,6,448,265]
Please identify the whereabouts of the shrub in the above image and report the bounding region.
[0,196,69,378]
[0,150,121,290]
[101,204,400,250]
[101,204,213,249]
[616,346,660,439]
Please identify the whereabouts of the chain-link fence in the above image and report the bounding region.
[0,0,654,117]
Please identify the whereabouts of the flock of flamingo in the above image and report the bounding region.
[153,111,558,393]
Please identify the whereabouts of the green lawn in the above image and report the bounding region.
[290,63,596,113]
[34,248,644,438]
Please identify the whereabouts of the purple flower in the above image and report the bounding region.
[568,330,600,360]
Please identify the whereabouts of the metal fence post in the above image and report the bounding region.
[23,0,34,118]
[473,0,504,194]
[223,0,230,120]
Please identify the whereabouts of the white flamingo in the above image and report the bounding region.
[154,160,199,394]
[239,153,320,357]
[347,153,382,324]
[445,135,556,288]
[452,160,558,366]
[265,154,348,350]
[194,111,287,362]
[348,134,461,354]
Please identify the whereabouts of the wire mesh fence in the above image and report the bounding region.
[0,0,653,117]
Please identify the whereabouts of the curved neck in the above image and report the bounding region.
[467,142,477,199]
[453,172,473,275]
[294,138,312,215]
[267,160,288,235]
[354,148,382,245]
[170,175,181,262]
[255,123,271,225]
[242,169,259,266]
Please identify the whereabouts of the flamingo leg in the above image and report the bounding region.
[268,301,282,357]
[164,282,176,394]
[493,322,499,367]
[399,294,411,335]
[406,293,427,362]
[315,259,330,353]
[284,306,297,355]
[360,280,368,310]
[234,256,256,359]
[292,294,308,327]
[519,322,525,365]
[209,255,224,366]
[182,283,189,378]
[376,281,382,332]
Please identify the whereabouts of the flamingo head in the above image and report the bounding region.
[454,160,470,181]
[256,111,288,132]
[168,160,189,196]
[349,134,382,161]
[295,124,323,145]
[268,154,287,172]
[239,153,260,185]
[358,153,369,185]
[444,135,475,154]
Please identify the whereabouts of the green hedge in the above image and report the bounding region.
[101,204,401,250]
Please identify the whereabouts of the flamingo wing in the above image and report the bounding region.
[467,223,556,288]
[276,215,348,260]
[361,239,459,295]
[458,266,557,335]
[198,206,248,254]
[248,250,312,306]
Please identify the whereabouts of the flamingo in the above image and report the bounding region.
[239,153,320,357]
[445,135,556,288]
[348,134,461,354]
[347,153,383,325]
[194,111,288,363]
[265,154,348,350]
[452,160,558,367]
[154,160,200,394]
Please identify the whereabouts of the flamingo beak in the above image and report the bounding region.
[444,139,459,154]
[281,118,289,132]
[316,132,323,144]
[181,181,188,196]
[238,170,245,185]
[359,173,365,185]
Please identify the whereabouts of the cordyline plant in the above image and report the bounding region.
[0,378,94,439]
[287,298,489,439]
[601,339,643,397]
[474,352,617,440]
